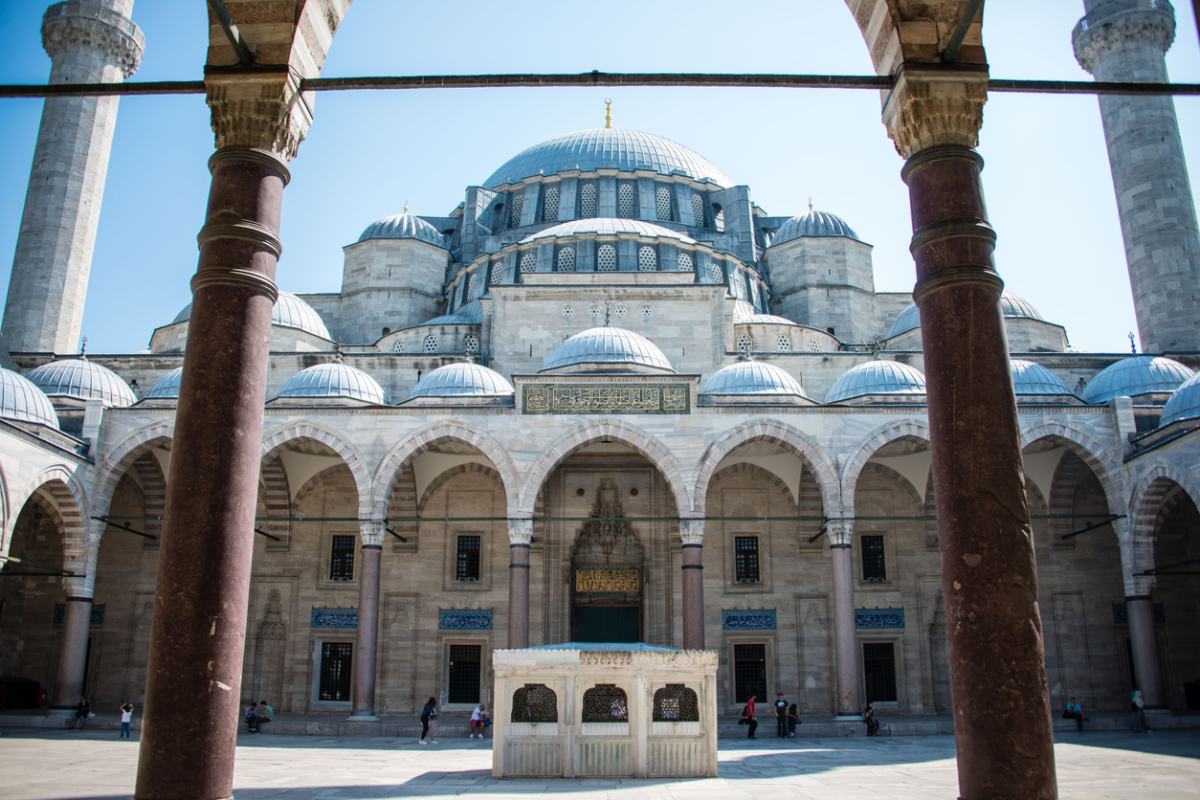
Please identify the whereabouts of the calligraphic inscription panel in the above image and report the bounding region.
[576,568,640,593]
[524,383,690,414]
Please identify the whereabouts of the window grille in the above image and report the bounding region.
[556,246,576,272]
[561,305,573,320]
[638,246,657,272]
[448,644,482,704]
[392,338,405,353]
[519,251,537,274]
[589,304,602,319]
[736,334,752,355]
[809,340,821,352]
[655,185,673,221]
[455,534,481,581]
[749,281,760,307]
[613,305,626,320]
[423,334,438,353]
[464,334,479,355]
[734,535,760,583]
[863,642,898,703]
[707,263,724,284]
[597,244,617,271]
[677,251,694,272]
[653,684,699,721]
[580,183,598,218]
[641,305,652,321]
[512,684,558,722]
[318,642,353,701]
[733,644,767,704]
[776,334,790,352]
[861,535,887,582]
[467,272,479,299]
[691,193,705,227]
[618,183,636,218]
[542,184,560,221]
[582,684,628,723]
[509,193,525,228]
[329,535,356,581]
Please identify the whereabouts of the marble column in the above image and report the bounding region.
[507,519,533,649]
[680,519,705,650]
[886,68,1056,798]
[350,520,384,720]
[827,520,860,717]
[1126,595,1165,707]
[50,596,93,710]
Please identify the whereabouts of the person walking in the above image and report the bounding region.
[419,696,438,745]
[786,703,801,737]
[774,692,788,738]
[740,695,758,739]
[118,703,134,739]
[74,697,90,730]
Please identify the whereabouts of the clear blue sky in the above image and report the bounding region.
[0,1,1197,354]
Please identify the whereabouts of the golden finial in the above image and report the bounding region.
[604,99,613,129]
[402,200,410,215]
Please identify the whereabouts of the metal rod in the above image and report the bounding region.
[0,571,82,578]
[1139,557,1200,575]
[941,0,986,63]
[205,0,254,66]
[253,527,281,543]
[385,526,408,543]
[91,515,158,540]
[1058,514,1125,541]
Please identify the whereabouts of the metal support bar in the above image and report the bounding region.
[206,0,255,66]
[92,515,158,540]
[1058,513,1125,541]
[1139,557,1200,575]
[253,527,281,543]
[0,571,83,577]
[808,519,830,544]
[384,526,408,543]
[941,0,986,63]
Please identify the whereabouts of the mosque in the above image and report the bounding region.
[0,0,1198,731]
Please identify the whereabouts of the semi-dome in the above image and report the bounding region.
[0,367,60,428]
[885,290,1045,339]
[172,290,331,340]
[1010,360,1071,396]
[542,326,674,373]
[357,211,447,248]
[484,128,733,188]
[1160,372,1200,427]
[1081,356,1195,404]
[522,218,697,245]
[146,367,183,399]
[699,360,807,397]
[26,358,137,408]
[826,360,926,403]
[275,362,387,405]
[770,208,861,246]
[408,361,514,399]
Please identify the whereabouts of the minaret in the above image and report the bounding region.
[1,1,143,354]
[1073,0,1200,353]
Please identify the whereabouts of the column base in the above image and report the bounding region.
[347,713,379,722]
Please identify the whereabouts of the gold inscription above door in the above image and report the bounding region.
[575,568,641,593]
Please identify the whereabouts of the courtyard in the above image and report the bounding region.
[0,729,1197,799]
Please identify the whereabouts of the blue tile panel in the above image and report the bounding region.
[855,608,905,630]
[311,607,358,629]
[722,609,777,630]
[439,609,493,630]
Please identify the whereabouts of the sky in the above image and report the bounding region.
[0,1,1197,355]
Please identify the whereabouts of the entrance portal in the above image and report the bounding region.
[571,479,644,642]
[573,606,640,643]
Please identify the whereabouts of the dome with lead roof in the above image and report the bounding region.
[521,218,698,245]
[408,362,514,400]
[825,360,926,403]
[770,208,861,246]
[1011,360,1072,396]
[26,358,136,408]
[0,367,59,428]
[357,211,447,248]
[146,367,183,399]
[172,290,331,340]
[1160,372,1200,427]
[542,327,673,373]
[1081,356,1194,404]
[700,360,808,398]
[275,362,387,405]
[885,291,1046,339]
[485,128,733,188]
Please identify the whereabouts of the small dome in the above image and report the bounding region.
[172,291,331,340]
[408,362,514,399]
[542,327,674,373]
[485,128,733,188]
[771,208,861,246]
[357,211,447,248]
[418,301,484,327]
[521,218,697,245]
[1160,372,1200,427]
[885,290,1045,339]
[1010,360,1071,395]
[26,358,136,408]
[0,367,59,428]
[275,362,387,405]
[1081,356,1195,404]
[700,361,807,397]
[826,360,927,403]
[146,367,183,399]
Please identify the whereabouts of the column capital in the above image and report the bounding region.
[826,519,854,548]
[205,67,313,161]
[882,65,988,159]
[679,518,705,546]
[1073,1,1176,74]
[42,1,144,77]
[507,518,533,546]
[359,519,385,548]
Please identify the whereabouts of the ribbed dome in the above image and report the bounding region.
[408,362,514,399]
[1160,372,1200,427]
[420,301,484,327]
[771,209,860,246]
[700,361,807,397]
[885,290,1046,339]
[1081,356,1195,404]
[825,360,927,403]
[172,291,331,340]
[146,367,183,399]
[26,358,136,408]
[0,367,59,428]
[357,211,447,248]
[522,218,697,245]
[542,327,674,373]
[485,128,733,188]
[1010,360,1071,396]
[275,362,387,405]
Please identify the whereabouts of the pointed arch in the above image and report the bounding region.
[418,463,502,514]
[1019,420,1124,518]
[840,418,931,517]
[1130,464,1200,548]
[11,465,89,585]
[261,421,372,520]
[516,420,690,517]
[93,422,174,521]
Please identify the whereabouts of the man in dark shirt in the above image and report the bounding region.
[774,692,789,738]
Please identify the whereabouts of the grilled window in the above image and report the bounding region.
[519,251,537,274]
[638,246,657,272]
[448,644,482,704]
[861,535,887,582]
[580,183,598,218]
[707,262,724,284]
[734,535,760,583]
[597,244,617,271]
[736,334,752,355]
[618,183,636,218]
[655,185,673,221]
[512,684,558,722]
[423,334,438,353]
[329,535,355,581]
[467,272,480,299]
[776,334,790,352]
[582,684,628,722]
[556,246,576,272]
[733,643,767,704]
[509,193,525,228]
[653,684,699,721]
[318,642,353,701]
[463,334,479,355]
[863,642,898,703]
[677,251,694,272]
[542,184,560,221]
[455,535,481,582]
[691,193,706,227]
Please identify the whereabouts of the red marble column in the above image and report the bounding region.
[828,521,860,717]
[134,146,288,800]
[1126,595,1165,708]
[350,522,383,720]
[49,596,92,711]
[904,145,1056,798]
[681,519,705,649]
[507,520,532,649]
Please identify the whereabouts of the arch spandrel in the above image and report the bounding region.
[92,423,174,523]
[1018,420,1125,519]
[10,466,90,592]
[840,418,932,517]
[261,421,373,520]
[516,420,691,518]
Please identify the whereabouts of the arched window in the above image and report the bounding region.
[677,251,694,272]
[597,244,617,272]
[467,272,480,299]
[618,183,636,218]
[582,684,628,723]
[561,305,573,320]
[519,251,537,274]
[641,305,653,321]
[713,203,725,233]
[613,305,627,321]
[707,262,725,284]
[492,203,505,230]
[655,185,673,221]
[736,333,752,355]
[392,337,406,353]
[749,281,760,307]
[638,246,657,272]
[690,193,706,228]
[542,184,560,221]
[512,684,558,722]
[509,193,525,228]
[580,183,598,218]
[556,246,576,272]
[652,684,699,722]
[423,334,438,353]
[464,334,479,355]
[776,334,790,352]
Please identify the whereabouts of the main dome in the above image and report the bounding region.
[484,128,733,188]
[542,327,674,373]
